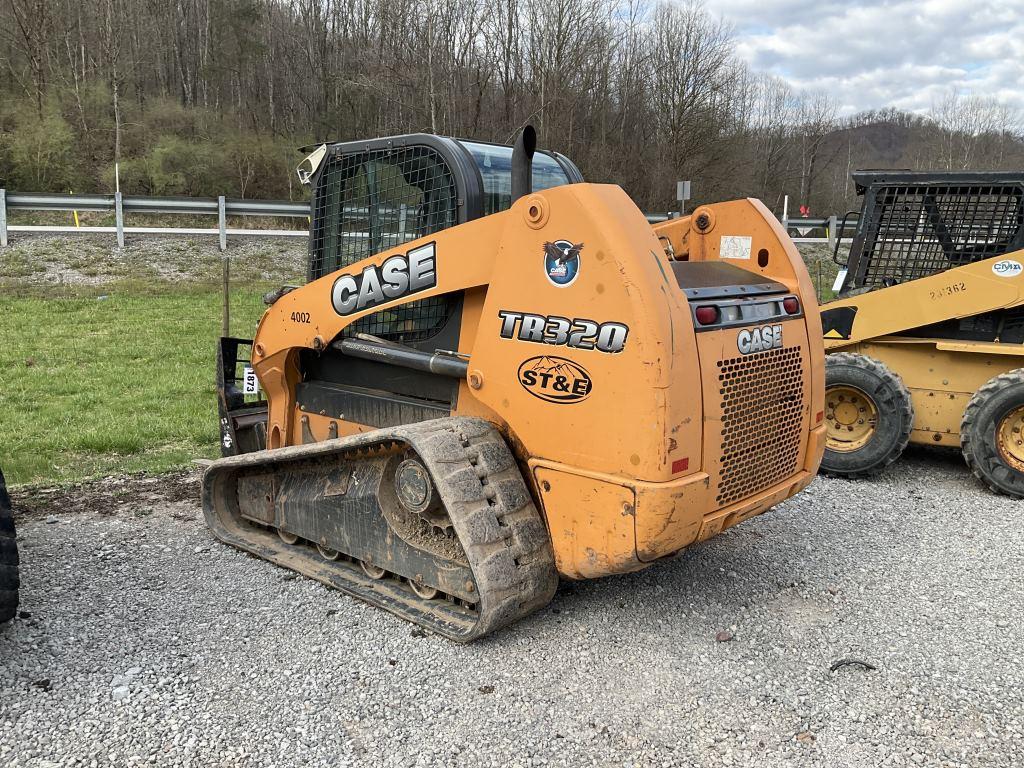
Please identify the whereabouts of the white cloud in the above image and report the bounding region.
[709,0,1024,116]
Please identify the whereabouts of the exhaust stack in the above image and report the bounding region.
[511,125,537,204]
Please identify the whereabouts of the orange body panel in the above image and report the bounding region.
[249,185,824,580]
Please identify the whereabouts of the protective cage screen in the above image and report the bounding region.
[309,145,459,342]
[856,183,1024,288]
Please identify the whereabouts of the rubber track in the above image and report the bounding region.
[961,367,1024,499]
[821,352,913,479]
[0,469,19,624]
[203,417,558,642]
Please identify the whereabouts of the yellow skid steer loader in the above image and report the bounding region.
[820,171,1024,497]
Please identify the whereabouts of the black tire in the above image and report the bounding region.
[0,468,19,623]
[961,368,1024,498]
[820,353,914,478]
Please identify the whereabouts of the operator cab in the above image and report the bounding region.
[219,133,583,457]
[823,171,1024,343]
[298,134,583,281]
[832,171,1024,297]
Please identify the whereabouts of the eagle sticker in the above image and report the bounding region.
[543,240,582,287]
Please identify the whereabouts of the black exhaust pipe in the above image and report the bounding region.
[511,125,536,204]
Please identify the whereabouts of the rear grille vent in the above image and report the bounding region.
[716,346,805,506]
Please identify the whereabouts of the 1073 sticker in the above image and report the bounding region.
[498,310,628,353]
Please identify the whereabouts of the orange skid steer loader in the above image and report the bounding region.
[203,128,826,641]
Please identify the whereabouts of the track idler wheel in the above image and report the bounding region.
[360,560,387,580]
[317,543,341,561]
[277,528,299,545]
[394,455,452,532]
[410,580,440,600]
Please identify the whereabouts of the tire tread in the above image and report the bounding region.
[820,352,914,479]
[961,368,1024,498]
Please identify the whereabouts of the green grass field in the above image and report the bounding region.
[0,283,270,485]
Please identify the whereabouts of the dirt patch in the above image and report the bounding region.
[10,469,202,519]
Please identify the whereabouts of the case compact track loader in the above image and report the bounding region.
[820,171,1024,496]
[204,128,826,641]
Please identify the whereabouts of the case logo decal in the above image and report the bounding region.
[332,242,436,316]
[993,259,1022,278]
[518,356,593,404]
[737,324,782,354]
[543,240,583,287]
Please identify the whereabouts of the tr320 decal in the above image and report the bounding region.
[498,310,628,353]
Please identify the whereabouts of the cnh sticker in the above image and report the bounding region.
[992,259,1022,278]
[517,356,593,404]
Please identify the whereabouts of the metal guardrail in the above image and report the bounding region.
[780,213,858,249]
[0,190,309,249]
[0,189,854,249]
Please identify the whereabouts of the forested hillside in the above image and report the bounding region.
[2,0,1022,213]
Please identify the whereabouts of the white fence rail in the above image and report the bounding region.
[0,190,857,250]
[0,191,309,249]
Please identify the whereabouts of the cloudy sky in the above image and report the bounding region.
[712,0,1024,116]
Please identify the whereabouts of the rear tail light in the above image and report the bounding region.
[695,305,719,325]
[783,296,800,315]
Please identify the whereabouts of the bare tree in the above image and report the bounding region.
[794,90,838,211]
[2,0,1023,212]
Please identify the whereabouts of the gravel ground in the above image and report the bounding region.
[0,233,306,289]
[1,449,1022,768]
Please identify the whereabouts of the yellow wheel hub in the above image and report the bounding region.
[825,385,879,452]
[996,405,1024,471]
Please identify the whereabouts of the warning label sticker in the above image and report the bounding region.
[720,235,752,260]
